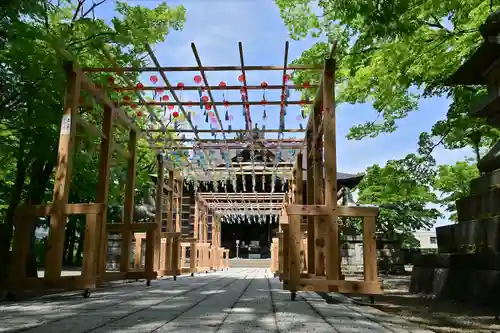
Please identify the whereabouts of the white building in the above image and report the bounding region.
[413,230,437,249]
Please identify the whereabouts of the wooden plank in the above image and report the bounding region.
[292,278,383,294]
[45,63,81,280]
[120,130,137,272]
[286,204,379,217]
[107,223,156,232]
[16,203,105,217]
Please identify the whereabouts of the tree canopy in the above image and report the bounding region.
[274,0,499,155]
[0,0,186,273]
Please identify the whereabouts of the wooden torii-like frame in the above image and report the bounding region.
[271,43,382,300]
[1,39,380,301]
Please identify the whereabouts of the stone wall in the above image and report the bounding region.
[436,217,500,253]
[341,236,405,274]
[410,253,500,306]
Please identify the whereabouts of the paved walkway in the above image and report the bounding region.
[0,268,433,333]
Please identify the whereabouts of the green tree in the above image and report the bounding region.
[0,0,186,276]
[274,0,499,153]
[433,160,479,221]
[356,154,441,247]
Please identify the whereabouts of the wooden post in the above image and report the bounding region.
[120,130,137,272]
[363,216,378,282]
[203,204,208,243]
[313,95,326,277]
[45,62,80,280]
[154,154,164,271]
[288,152,303,295]
[175,174,183,233]
[10,217,33,283]
[81,213,98,287]
[166,170,174,270]
[194,197,199,240]
[95,105,115,279]
[322,54,340,281]
[306,134,315,274]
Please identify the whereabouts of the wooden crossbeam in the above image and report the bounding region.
[82,65,322,72]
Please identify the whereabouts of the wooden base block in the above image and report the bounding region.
[284,277,383,295]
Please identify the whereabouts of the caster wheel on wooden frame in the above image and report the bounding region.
[82,288,91,298]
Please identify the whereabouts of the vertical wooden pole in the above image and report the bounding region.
[306,134,315,274]
[363,216,378,282]
[322,54,340,281]
[45,62,80,280]
[194,197,199,240]
[95,105,115,279]
[203,204,208,243]
[154,154,164,271]
[313,99,325,276]
[120,130,137,272]
[289,152,303,293]
[175,174,183,233]
[165,170,174,270]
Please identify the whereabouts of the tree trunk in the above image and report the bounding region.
[25,158,55,277]
[0,139,28,279]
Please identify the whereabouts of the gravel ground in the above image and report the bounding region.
[344,273,500,333]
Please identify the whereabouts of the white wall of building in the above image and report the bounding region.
[413,230,438,249]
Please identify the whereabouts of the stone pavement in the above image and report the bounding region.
[0,268,434,333]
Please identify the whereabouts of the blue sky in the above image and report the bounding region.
[92,0,473,229]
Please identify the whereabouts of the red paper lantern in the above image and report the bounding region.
[223,100,230,107]
[302,81,310,88]
[123,95,131,102]
[240,87,247,95]
[283,74,290,82]
[136,82,144,89]
[238,74,245,83]
[205,103,212,110]
[156,88,164,94]
[177,82,185,89]
[219,81,227,87]
[194,75,202,84]
[162,95,169,101]
[150,75,158,84]
[172,111,179,118]
[137,110,143,116]
[281,94,286,101]
[168,104,174,110]
[201,95,209,103]
[260,81,268,88]
[131,103,137,109]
